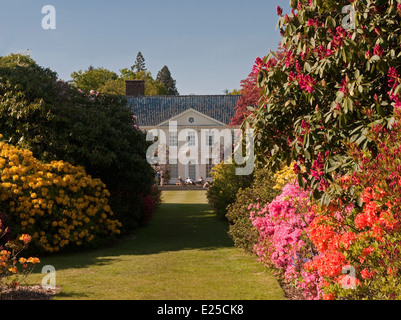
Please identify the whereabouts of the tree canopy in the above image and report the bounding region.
[156,65,179,95]
[69,53,175,96]
[0,53,156,233]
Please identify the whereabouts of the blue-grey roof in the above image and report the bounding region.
[127,95,241,126]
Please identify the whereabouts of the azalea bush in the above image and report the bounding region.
[249,180,323,300]
[249,0,400,205]
[0,137,121,254]
[0,220,40,290]
[304,105,401,300]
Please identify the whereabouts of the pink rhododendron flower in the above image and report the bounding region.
[298,74,316,93]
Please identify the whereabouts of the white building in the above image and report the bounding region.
[126,80,241,184]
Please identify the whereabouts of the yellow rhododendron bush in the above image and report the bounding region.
[0,137,122,253]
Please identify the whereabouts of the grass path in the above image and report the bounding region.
[26,191,285,300]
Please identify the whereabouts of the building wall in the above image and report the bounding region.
[142,110,236,184]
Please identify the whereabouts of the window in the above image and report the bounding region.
[206,133,214,147]
[170,164,178,179]
[186,131,196,146]
[169,132,178,147]
[188,117,195,124]
[206,158,214,177]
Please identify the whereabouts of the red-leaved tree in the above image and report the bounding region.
[229,72,261,127]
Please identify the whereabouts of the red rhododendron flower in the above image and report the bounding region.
[341,232,357,250]
[307,18,319,28]
[388,67,400,89]
[285,50,296,67]
[373,44,384,57]
[299,74,316,93]
[252,57,266,74]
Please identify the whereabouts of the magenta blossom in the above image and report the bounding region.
[299,74,316,94]
[252,57,266,74]
[373,44,384,57]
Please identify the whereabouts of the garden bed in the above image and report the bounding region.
[0,285,61,300]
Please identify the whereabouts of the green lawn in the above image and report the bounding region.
[26,190,285,300]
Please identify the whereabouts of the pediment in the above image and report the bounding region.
[157,108,227,127]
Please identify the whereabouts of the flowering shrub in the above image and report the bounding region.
[228,0,401,300]
[249,0,400,205]
[273,164,297,191]
[207,161,253,219]
[140,187,160,226]
[0,220,40,290]
[0,138,121,253]
[249,180,323,299]
[304,106,401,300]
[0,54,155,236]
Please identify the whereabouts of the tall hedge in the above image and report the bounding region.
[0,54,155,234]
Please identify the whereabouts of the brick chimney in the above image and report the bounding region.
[125,80,145,97]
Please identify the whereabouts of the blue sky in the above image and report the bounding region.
[0,0,290,95]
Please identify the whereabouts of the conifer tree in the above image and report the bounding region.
[131,51,146,72]
[156,65,179,95]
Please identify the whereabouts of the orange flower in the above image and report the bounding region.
[19,257,27,264]
[27,257,40,264]
[19,234,31,244]
[323,293,335,300]
[8,267,18,274]
[361,268,375,279]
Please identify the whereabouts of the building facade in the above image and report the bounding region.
[126,80,241,184]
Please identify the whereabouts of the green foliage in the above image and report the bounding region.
[226,167,284,253]
[156,66,179,95]
[206,162,253,220]
[131,51,147,72]
[70,66,170,96]
[249,0,400,205]
[70,67,119,93]
[0,53,156,235]
[224,88,241,95]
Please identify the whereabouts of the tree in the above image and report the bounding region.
[224,89,241,95]
[249,0,398,204]
[156,66,179,95]
[121,68,168,95]
[0,53,156,234]
[99,78,125,95]
[69,66,170,96]
[70,67,119,93]
[229,72,260,127]
[229,50,283,127]
[131,51,146,72]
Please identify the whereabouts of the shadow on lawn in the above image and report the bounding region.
[31,203,234,273]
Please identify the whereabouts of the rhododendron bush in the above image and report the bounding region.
[240,0,401,300]
[248,0,400,205]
